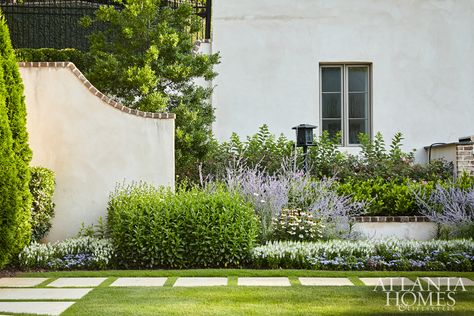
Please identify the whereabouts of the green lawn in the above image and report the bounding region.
[62,286,473,316]
[19,269,474,279]
[6,270,474,315]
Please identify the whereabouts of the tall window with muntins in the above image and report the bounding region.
[320,64,370,145]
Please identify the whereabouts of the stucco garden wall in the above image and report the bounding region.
[20,62,175,241]
[211,0,474,161]
[352,216,437,240]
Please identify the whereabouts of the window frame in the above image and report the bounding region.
[319,63,372,147]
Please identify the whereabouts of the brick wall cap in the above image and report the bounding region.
[352,216,431,222]
[18,61,175,120]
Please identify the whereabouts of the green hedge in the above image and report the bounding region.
[107,184,259,268]
[337,177,435,216]
[29,167,55,242]
[337,175,474,216]
[15,48,90,72]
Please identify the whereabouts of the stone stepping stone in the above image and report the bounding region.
[173,277,228,287]
[238,277,291,287]
[299,277,354,286]
[421,277,474,287]
[0,278,48,288]
[0,288,92,300]
[110,277,167,287]
[0,302,75,316]
[359,277,415,286]
[47,277,107,287]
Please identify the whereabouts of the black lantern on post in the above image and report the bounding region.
[292,124,317,173]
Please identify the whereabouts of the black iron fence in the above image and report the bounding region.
[0,0,211,50]
[166,0,210,39]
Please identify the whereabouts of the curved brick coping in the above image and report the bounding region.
[18,62,175,120]
[352,216,431,223]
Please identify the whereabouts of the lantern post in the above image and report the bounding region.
[292,124,318,173]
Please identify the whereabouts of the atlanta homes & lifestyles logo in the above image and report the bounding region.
[373,277,467,312]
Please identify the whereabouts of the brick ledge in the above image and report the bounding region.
[352,216,431,223]
[18,61,175,120]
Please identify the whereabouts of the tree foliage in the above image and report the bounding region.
[82,0,219,180]
[0,50,19,268]
[0,14,32,267]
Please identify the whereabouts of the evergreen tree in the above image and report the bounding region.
[0,50,21,268]
[83,0,219,181]
[0,14,32,259]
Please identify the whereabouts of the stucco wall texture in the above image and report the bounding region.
[20,63,175,241]
[211,0,474,161]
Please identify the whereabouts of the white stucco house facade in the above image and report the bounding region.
[207,0,474,162]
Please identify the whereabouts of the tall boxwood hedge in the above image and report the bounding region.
[107,184,259,268]
[15,48,90,72]
[0,14,32,267]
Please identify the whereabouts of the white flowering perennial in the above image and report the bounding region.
[18,237,114,270]
[251,239,474,271]
[271,209,324,241]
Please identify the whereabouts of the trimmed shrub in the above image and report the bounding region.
[252,239,474,271]
[18,237,114,270]
[29,167,56,242]
[337,177,436,216]
[107,184,259,268]
[15,48,91,72]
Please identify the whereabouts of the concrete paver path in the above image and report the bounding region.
[47,277,107,288]
[359,277,415,286]
[0,278,48,288]
[111,277,167,287]
[421,277,474,287]
[0,302,75,316]
[299,277,354,286]
[0,288,92,300]
[238,277,291,287]
[174,277,228,287]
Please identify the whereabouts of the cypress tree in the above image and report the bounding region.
[0,53,21,268]
[0,14,32,259]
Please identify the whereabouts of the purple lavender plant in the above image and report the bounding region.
[225,166,289,242]
[224,161,366,242]
[307,178,366,239]
[414,184,474,238]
